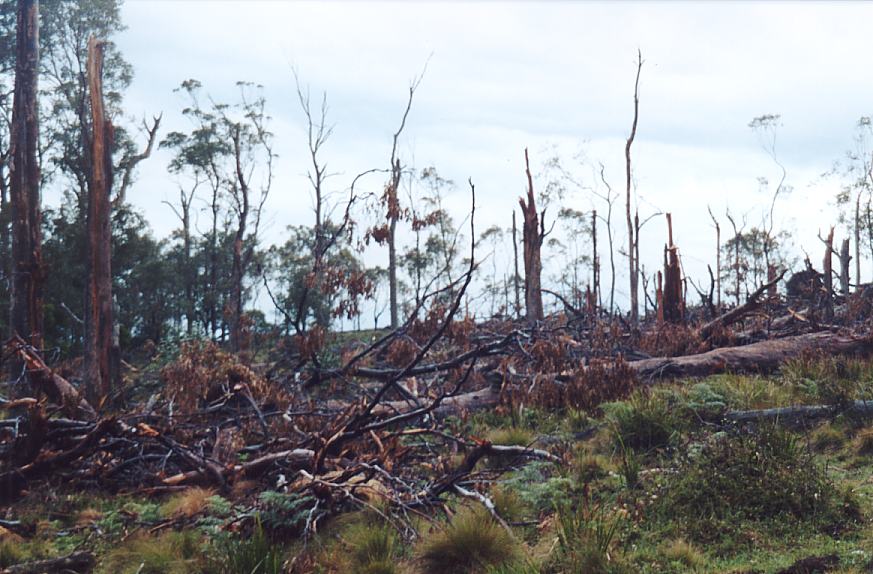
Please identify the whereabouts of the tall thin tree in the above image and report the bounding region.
[9,0,42,353]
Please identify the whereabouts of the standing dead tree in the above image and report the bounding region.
[519,148,545,323]
[84,36,117,405]
[9,0,42,358]
[661,213,683,323]
[821,227,835,322]
[512,211,521,320]
[625,50,643,323]
[707,206,721,309]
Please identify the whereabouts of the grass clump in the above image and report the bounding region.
[603,390,684,453]
[160,487,215,519]
[99,530,205,574]
[210,520,285,574]
[659,424,854,543]
[0,540,25,568]
[341,520,400,574]
[417,508,520,574]
[660,538,704,570]
[545,500,628,574]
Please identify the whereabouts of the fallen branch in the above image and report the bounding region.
[698,270,785,340]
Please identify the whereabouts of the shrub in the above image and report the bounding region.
[417,508,520,574]
[659,424,853,542]
[526,361,638,413]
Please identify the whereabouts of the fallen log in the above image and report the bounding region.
[0,551,94,574]
[4,336,95,419]
[630,330,873,381]
[725,399,873,424]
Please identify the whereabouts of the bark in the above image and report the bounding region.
[9,0,43,355]
[591,209,599,311]
[630,330,873,380]
[84,37,117,406]
[519,148,544,323]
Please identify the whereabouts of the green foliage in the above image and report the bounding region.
[658,424,854,542]
[258,490,317,535]
[683,383,728,419]
[417,508,520,574]
[503,462,576,515]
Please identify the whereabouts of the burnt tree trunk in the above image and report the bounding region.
[519,148,544,323]
[84,37,117,405]
[9,0,43,356]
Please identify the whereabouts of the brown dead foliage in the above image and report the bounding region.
[160,340,276,413]
[521,360,639,413]
[639,323,707,357]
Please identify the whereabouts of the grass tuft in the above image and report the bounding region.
[418,508,519,574]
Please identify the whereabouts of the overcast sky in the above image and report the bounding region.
[89,1,873,314]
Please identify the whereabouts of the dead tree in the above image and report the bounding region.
[661,213,683,323]
[84,37,117,405]
[591,209,599,311]
[707,206,721,308]
[519,148,545,323]
[822,227,835,322]
[839,238,851,295]
[9,0,43,357]
[625,50,643,323]
[512,211,521,320]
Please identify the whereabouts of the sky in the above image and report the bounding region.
[85,0,873,317]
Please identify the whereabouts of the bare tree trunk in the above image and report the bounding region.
[856,193,861,290]
[823,227,834,322]
[591,209,599,310]
[625,51,643,323]
[839,238,851,296]
[519,149,544,323]
[84,36,117,405]
[229,126,250,354]
[9,0,42,357]
[512,211,521,320]
[387,159,400,329]
[708,206,721,308]
[662,213,683,323]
